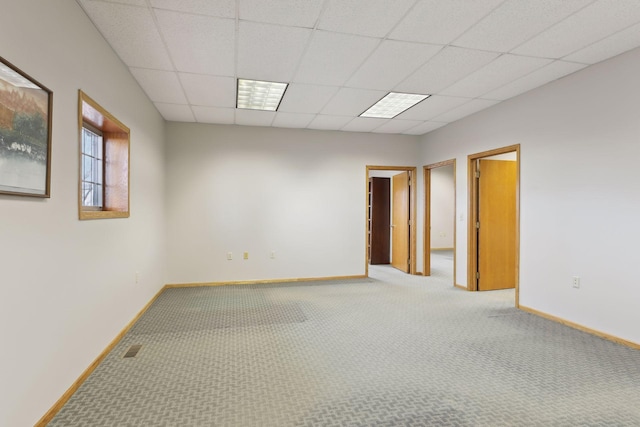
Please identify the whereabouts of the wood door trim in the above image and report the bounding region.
[467,144,520,308]
[423,159,456,286]
[365,166,418,276]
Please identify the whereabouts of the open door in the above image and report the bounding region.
[477,159,517,290]
[365,166,416,277]
[369,177,390,264]
[468,145,519,302]
[423,160,456,282]
[391,171,410,273]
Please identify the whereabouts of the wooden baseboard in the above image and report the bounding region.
[454,283,467,290]
[34,287,167,426]
[519,305,640,350]
[431,247,454,251]
[166,274,368,288]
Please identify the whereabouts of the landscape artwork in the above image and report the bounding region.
[0,56,52,197]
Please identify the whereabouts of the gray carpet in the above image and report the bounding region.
[49,253,640,426]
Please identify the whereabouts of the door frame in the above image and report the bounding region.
[366,165,417,277]
[423,159,456,286]
[467,144,520,306]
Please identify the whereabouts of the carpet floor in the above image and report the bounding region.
[50,253,640,426]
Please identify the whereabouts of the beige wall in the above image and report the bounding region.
[420,45,640,345]
[5,2,640,424]
[0,1,167,425]
[165,122,420,283]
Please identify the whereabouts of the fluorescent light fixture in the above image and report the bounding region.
[360,92,430,119]
[237,78,288,111]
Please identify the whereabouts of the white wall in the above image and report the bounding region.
[419,46,640,345]
[165,123,420,283]
[0,1,167,425]
[429,165,454,249]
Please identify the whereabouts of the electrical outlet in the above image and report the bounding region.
[243,252,249,260]
[270,251,276,259]
[135,272,139,284]
[572,276,580,288]
[227,252,233,260]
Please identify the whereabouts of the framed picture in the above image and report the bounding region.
[0,56,52,197]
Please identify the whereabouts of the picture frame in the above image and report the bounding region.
[0,56,52,197]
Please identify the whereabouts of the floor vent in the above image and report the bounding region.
[123,344,142,358]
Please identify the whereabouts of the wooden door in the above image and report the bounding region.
[391,172,410,273]
[478,160,516,290]
[370,178,390,264]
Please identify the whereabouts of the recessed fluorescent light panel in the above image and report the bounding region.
[237,78,288,111]
[360,92,430,119]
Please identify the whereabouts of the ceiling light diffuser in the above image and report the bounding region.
[237,78,288,111]
[360,92,430,119]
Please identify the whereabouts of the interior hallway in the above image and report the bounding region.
[49,255,640,426]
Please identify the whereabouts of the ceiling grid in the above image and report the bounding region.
[79,0,640,135]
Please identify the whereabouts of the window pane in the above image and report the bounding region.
[96,183,103,208]
[97,157,103,185]
[82,128,92,155]
[82,154,92,182]
[82,182,93,206]
[96,135,103,159]
[81,125,104,207]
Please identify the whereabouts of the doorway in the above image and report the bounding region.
[366,166,417,277]
[467,145,520,305]
[423,159,456,286]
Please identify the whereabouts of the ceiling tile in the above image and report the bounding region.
[454,0,594,52]
[150,0,235,18]
[81,0,640,134]
[307,115,353,130]
[238,22,312,82]
[483,60,587,100]
[272,113,316,128]
[318,0,416,38]
[441,54,553,98]
[402,121,448,135]
[155,103,195,122]
[341,117,389,132]
[130,68,187,103]
[347,40,442,90]
[78,1,173,70]
[395,46,499,94]
[432,99,500,123]
[155,10,235,75]
[179,74,236,107]
[513,0,640,58]
[321,88,386,116]
[278,84,339,114]
[192,106,235,124]
[373,119,423,134]
[235,109,276,127]
[389,0,504,44]
[239,0,324,27]
[294,31,380,86]
[563,22,640,64]
[395,95,470,120]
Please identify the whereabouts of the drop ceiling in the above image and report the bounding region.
[77,0,640,135]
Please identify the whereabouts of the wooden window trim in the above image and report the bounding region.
[78,90,130,220]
